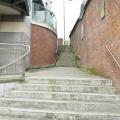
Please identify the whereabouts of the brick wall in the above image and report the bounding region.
[30,24,57,67]
[70,0,120,92]
[58,38,63,46]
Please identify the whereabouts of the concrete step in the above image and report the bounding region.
[61,53,73,56]
[57,48,75,67]
[56,61,75,64]
[25,77,112,86]
[59,57,74,59]
[56,60,74,63]
[4,90,119,101]
[15,83,116,94]
[57,62,74,64]
[0,107,120,120]
[58,57,74,60]
[57,57,74,60]
[4,91,120,102]
[56,64,75,67]
[0,98,120,112]
[56,59,74,62]
[0,116,44,120]
[56,62,74,65]
[56,59,75,66]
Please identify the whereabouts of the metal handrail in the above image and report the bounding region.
[106,46,120,68]
[0,43,30,97]
[0,43,30,72]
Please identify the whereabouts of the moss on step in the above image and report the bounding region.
[26,64,56,73]
[77,66,110,79]
[0,76,24,83]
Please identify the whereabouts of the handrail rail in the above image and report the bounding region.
[106,46,120,68]
[0,43,30,72]
[0,43,30,97]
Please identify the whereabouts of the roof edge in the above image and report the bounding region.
[69,0,91,37]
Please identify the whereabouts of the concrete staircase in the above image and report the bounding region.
[0,76,120,119]
[56,46,75,67]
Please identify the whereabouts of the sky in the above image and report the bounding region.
[51,0,83,39]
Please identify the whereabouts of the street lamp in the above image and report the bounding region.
[63,0,72,45]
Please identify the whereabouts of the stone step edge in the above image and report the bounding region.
[4,91,119,101]
[5,90,118,96]
[15,83,115,88]
[0,106,120,116]
[0,98,118,104]
[25,77,111,81]
[24,82,112,86]
[0,116,38,120]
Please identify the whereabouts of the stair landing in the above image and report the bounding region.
[0,67,120,120]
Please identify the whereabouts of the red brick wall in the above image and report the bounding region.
[70,0,120,92]
[30,24,57,67]
[58,38,63,46]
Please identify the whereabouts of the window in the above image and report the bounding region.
[99,0,105,19]
[81,24,84,40]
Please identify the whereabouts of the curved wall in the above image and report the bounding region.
[30,24,57,67]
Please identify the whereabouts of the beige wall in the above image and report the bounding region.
[0,22,25,32]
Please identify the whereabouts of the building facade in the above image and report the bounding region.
[30,0,57,67]
[0,0,30,75]
[70,0,120,92]
[0,0,57,75]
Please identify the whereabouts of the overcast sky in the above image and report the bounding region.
[51,0,83,39]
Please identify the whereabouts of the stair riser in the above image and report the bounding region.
[0,116,36,120]
[56,64,74,67]
[56,61,74,63]
[56,47,75,67]
[0,100,120,112]
[4,92,120,102]
[26,78,112,86]
[0,109,120,120]
[57,57,74,59]
[15,85,116,94]
[57,60,74,62]
[56,63,74,65]
[60,55,73,57]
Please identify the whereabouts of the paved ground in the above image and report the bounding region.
[25,67,102,79]
[0,75,22,97]
[0,83,15,97]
